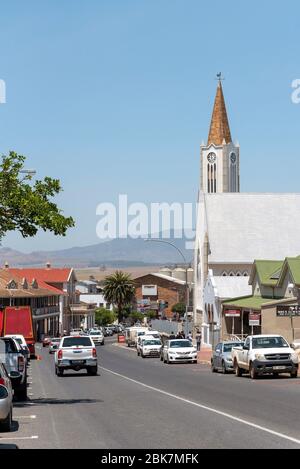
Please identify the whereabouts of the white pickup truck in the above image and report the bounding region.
[54,335,98,376]
[232,334,298,379]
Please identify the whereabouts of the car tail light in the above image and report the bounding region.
[92,348,97,358]
[58,349,63,359]
[18,355,25,372]
[0,378,5,386]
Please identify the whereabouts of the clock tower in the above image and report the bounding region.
[200,79,240,193]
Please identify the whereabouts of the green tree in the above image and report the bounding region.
[146,310,157,320]
[128,311,144,325]
[103,271,135,322]
[95,308,117,326]
[171,303,186,317]
[0,152,74,240]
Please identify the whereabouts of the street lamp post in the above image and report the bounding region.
[144,239,190,337]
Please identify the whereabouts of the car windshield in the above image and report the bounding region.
[170,340,192,348]
[137,331,145,336]
[144,340,161,346]
[252,336,289,349]
[62,337,93,347]
[90,332,102,335]
[223,343,242,352]
[0,339,18,353]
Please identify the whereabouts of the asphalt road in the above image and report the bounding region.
[1,337,300,449]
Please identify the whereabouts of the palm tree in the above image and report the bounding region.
[103,271,135,323]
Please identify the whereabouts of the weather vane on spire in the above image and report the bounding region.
[216,72,224,82]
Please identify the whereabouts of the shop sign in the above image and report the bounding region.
[225,310,240,317]
[249,313,260,326]
[277,305,300,317]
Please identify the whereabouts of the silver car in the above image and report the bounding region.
[211,341,243,374]
[0,362,13,432]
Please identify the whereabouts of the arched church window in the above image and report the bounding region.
[236,272,241,276]
[222,272,227,277]
[229,272,234,277]
[230,152,237,192]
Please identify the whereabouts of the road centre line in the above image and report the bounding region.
[100,366,300,446]
[0,435,38,441]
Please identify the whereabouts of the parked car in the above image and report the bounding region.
[232,334,299,379]
[49,338,61,354]
[139,338,162,358]
[5,334,30,363]
[211,341,243,374]
[42,336,52,347]
[161,339,198,364]
[0,361,13,431]
[54,335,98,376]
[137,335,155,356]
[0,337,27,400]
[88,330,105,346]
[70,328,84,336]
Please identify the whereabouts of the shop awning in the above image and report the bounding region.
[223,295,275,310]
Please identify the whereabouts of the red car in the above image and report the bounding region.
[42,337,51,347]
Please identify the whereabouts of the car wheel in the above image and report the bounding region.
[57,367,64,377]
[167,355,171,364]
[222,361,227,374]
[15,376,28,401]
[290,371,298,378]
[160,354,163,361]
[211,361,217,373]
[249,363,257,379]
[234,361,242,377]
[137,350,140,356]
[0,407,13,432]
[87,367,97,376]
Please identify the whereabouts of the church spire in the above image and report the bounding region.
[207,78,232,146]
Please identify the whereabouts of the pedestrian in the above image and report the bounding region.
[169,331,176,339]
[176,331,181,339]
[196,329,202,352]
[187,331,193,342]
[180,331,185,339]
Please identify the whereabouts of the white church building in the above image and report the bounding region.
[193,79,300,346]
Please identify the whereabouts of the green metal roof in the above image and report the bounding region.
[254,260,283,286]
[223,295,276,310]
[285,258,300,286]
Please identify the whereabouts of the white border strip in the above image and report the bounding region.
[100,366,300,446]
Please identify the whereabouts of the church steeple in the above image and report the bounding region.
[207,80,232,146]
[200,77,240,194]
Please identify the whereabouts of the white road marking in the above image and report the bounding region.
[16,415,36,419]
[0,435,38,441]
[100,366,300,446]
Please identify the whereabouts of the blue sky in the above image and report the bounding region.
[1,0,300,252]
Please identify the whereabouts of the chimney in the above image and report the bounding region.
[4,261,9,269]
[46,261,51,269]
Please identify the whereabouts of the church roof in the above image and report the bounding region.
[207,81,232,146]
[202,193,300,263]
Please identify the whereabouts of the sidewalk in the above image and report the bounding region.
[197,346,212,365]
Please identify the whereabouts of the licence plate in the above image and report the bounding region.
[273,366,286,370]
[71,360,85,365]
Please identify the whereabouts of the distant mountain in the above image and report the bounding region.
[0,235,194,267]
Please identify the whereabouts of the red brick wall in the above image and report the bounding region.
[134,274,186,318]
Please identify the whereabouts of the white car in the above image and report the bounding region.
[70,328,84,336]
[161,339,198,364]
[88,330,105,346]
[137,335,155,356]
[54,335,98,376]
[140,338,162,358]
[5,334,30,363]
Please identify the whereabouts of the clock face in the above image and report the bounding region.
[207,152,216,164]
[230,152,237,164]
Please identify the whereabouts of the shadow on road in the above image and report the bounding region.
[13,397,104,408]
[0,443,19,449]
